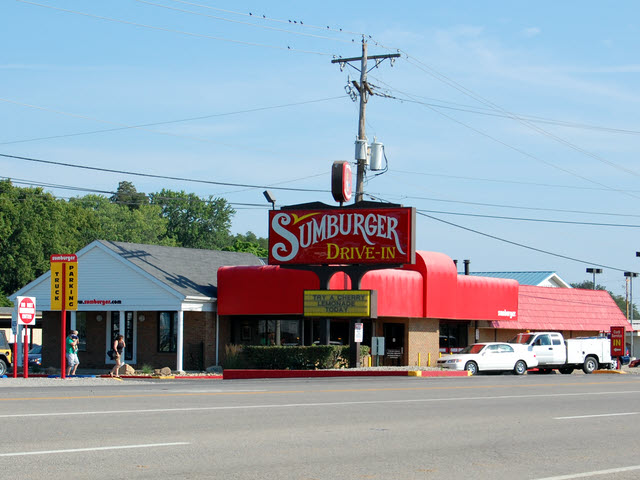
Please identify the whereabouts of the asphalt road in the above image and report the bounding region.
[2,374,640,479]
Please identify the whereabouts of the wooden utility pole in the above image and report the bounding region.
[332,39,400,203]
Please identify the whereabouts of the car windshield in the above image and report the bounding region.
[509,334,534,344]
[29,345,41,354]
[461,344,485,354]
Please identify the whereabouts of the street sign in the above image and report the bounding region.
[17,296,36,326]
[354,323,364,343]
[50,254,78,310]
[610,326,625,356]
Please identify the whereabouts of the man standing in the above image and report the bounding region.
[66,330,79,376]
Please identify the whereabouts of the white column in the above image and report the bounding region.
[176,310,184,372]
[119,310,125,365]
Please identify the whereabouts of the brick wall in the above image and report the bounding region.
[407,318,439,367]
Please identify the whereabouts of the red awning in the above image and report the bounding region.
[491,285,632,332]
[217,251,518,321]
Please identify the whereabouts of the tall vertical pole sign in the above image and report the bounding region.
[50,254,78,379]
[16,296,36,378]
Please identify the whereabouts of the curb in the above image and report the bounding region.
[593,369,627,375]
[222,369,469,380]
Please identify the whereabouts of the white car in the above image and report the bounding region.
[437,342,538,375]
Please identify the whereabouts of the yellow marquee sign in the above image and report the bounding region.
[303,290,376,318]
[50,254,78,311]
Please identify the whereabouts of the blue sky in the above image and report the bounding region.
[3,1,640,296]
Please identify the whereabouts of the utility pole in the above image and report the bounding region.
[332,38,400,203]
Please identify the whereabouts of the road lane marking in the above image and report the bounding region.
[533,464,640,479]
[555,412,640,420]
[2,379,640,403]
[0,442,190,457]
[2,390,640,419]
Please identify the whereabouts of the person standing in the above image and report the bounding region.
[66,330,79,376]
[109,334,125,377]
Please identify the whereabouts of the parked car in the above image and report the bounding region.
[437,342,538,375]
[28,344,42,367]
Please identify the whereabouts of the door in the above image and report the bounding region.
[531,334,555,365]
[107,311,137,364]
[383,323,404,366]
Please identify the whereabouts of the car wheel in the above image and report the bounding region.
[583,356,598,374]
[465,361,478,375]
[559,367,574,375]
[0,359,7,376]
[513,360,527,375]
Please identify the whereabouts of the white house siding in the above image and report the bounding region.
[74,245,183,312]
[16,243,184,312]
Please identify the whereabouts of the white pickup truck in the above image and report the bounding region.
[509,332,616,374]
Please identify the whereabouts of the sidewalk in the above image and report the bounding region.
[9,364,638,381]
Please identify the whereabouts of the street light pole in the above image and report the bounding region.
[624,271,638,357]
[586,267,602,290]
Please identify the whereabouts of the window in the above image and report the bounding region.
[539,335,551,346]
[158,312,177,353]
[76,312,87,352]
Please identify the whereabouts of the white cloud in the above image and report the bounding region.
[522,27,541,38]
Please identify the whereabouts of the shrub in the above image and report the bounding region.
[223,344,247,369]
[240,345,371,370]
[140,364,153,374]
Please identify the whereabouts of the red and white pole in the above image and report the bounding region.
[23,327,29,379]
[61,263,67,380]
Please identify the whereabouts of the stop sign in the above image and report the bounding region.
[17,296,36,325]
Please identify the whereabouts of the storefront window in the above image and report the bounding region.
[279,320,300,345]
[158,312,177,352]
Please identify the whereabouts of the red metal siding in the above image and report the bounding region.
[404,251,458,318]
[218,265,319,315]
[456,275,519,321]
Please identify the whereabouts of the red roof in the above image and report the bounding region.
[491,285,632,332]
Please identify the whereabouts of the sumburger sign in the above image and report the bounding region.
[268,207,415,265]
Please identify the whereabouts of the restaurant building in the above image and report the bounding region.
[9,241,632,371]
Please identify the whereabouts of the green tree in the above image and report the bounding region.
[149,189,234,249]
[0,179,80,295]
[231,231,268,250]
[571,280,639,319]
[0,289,12,307]
[110,181,148,210]
[222,238,268,258]
[70,194,174,245]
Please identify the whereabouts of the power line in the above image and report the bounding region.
[374,93,640,137]
[0,95,348,147]
[6,173,639,226]
[0,153,330,193]
[397,55,640,178]
[134,0,356,44]
[369,76,640,199]
[163,0,365,36]
[16,0,332,56]
[413,208,640,228]
[414,210,628,273]
[390,169,640,194]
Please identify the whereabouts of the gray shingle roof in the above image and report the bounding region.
[98,240,263,299]
[469,271,556,286]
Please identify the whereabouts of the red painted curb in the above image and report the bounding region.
[222,369,468,380]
